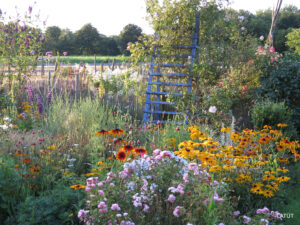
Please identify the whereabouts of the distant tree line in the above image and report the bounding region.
[41,5,300,56]
[42,23,142,56]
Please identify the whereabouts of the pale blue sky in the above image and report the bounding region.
[1,0,299,36]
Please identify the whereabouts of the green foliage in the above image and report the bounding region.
[119,24,143,55]
[43,26,62,54]
[0,155,26,221]
[42,23,143,56]
[286,28,300,53]
[251,100,297,138]
[15,185,84,225]
[256,53,300,133]
[74,23,103,55]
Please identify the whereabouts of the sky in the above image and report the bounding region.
[1,0,299,36]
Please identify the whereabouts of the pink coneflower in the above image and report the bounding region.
[63,51,68,56]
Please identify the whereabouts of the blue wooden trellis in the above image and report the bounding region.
[143,13,200,126]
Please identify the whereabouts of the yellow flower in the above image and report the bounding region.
[85,172,99,177]
[168,138,176,148]
[220,127,232,133]
[250,187,264,195]
[230,132,240,142]
[277,176,290,183]
[276,167,289,173]
[223,165,235,170]
[266,183,279,191]
[252,182,264,188]
[209,166,222,172]
[222,177,232,182]
[69,213,74,217]
[263,189,274,198]
[262,174,276,181]
[276,144,286,152]
[70,184,86,190]
[236,174,252,183]
[188,126,199,132]
[48,145,56,150]
[277,123,288,127]
[263,125,272,130]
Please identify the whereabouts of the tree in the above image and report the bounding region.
[286,28,300,53]
[119,24,142,55]
[43,26,61,54]
[58,29,76,55]
[100,36,120,56]
[74,23,102,55]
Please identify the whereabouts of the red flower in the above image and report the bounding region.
[95,130,109,136]
[116,151,127,162]
[134,148,147,155]
[120,145,134,153]
[109,128,125,137]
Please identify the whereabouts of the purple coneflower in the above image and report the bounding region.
[63,51,68,56]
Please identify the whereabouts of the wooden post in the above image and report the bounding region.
[75,73,79,100]
[41,56,45,76]
[48,71,51,87]
[54,61,58,72]
[94,54,97,74]
[112,58,116,71]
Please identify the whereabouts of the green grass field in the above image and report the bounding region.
[58,55,130,64]
[0,55,130,66]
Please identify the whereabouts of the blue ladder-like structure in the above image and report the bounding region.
[143,13,200,126]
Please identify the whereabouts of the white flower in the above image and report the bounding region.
[3,117,11,121]
[0,124,8,130]
[73,144,79,147]
[208,106,217,113]
[239,16,245,22]
[241,26,246,31]
[259,35,264,41]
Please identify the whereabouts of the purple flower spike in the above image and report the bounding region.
[28,6,32,14]
[48,88,52,104]
[36,95,43,114]
[28,85,34,103]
